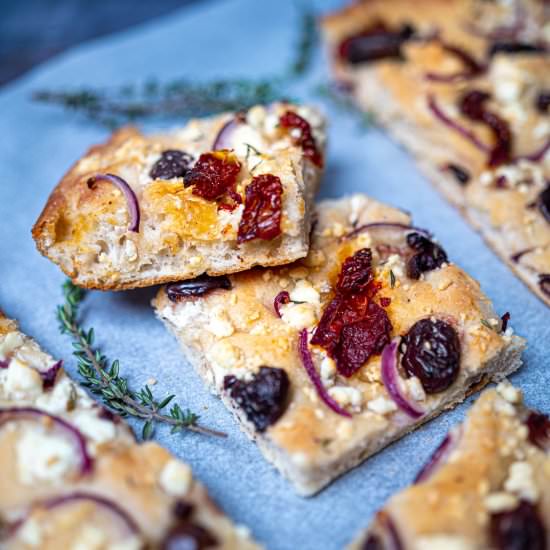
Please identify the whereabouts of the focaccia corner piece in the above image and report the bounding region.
[153,194,525,496]
[32,102,325,290]
[349,383,550,550]
[0,312,260,549]
[321,0,550,306]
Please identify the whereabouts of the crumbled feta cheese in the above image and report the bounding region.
[17,428,77,484]
[320,356,336,386]
[72,525,106,550]
[0,331,24,360]
[406,376,426,402]
[207,310,234,338]
[289,280,320,306]
[18,518,42,547]
[367,395,397,415]
[246,105,266,129]
[34,377,77,414]
[4,358,43,399]
[207,340,242,370]
[496,382,522,404]
[504,461,539,502]
[280,302,317,329]
[385,254,405,278]
[328,386,362,409]
[159,459,192,497]
[485,491,518,513]
[72,411,117,445]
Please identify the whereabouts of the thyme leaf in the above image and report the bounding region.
[57,279,225,439]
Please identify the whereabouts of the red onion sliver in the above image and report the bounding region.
[273,291,290,318]
[298,329,351,418]
[427,94,489,153]
[87,173,140,232]
[213,114,245,150]
[8,492,139,538]
[516,137,550,163]
[414,427,461,483]
[0,407,93,475]
[344,222,431,241]
[381,339,424,419]
[0,359,9,369]
[40,360,62,390]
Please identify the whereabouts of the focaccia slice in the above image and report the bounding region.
[153,194,525,496]
[321,0,550,306]
[0,313,259,549]
[32,103,325,290]
[349,383,550,550]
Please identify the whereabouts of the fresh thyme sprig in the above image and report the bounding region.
[57,279,226,439]
[314,82,375,130]
[33,4,317,127]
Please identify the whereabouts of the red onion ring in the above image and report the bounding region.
[344,222,431,242]
[298,329,351,418]
[0,407,93,475]
[427,94,490,153]
[8,492,139,538]
[40,360,62,390]
[381,339,424,419]
[414,427,461,482]
[273,291,290,318]
[87,173,140,232]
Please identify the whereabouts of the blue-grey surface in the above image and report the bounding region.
[0,1,548,549]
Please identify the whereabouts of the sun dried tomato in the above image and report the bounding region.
[459,90,512,167]
[184,151,241,201]
[311,248,392,377]
[279,111,323,168]
[237,174,283,244]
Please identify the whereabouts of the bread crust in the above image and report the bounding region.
[321,0,550,307]
[0,312,260,549]
[32,104,325,290]
[153,194,525,496]
[348,384,550,549]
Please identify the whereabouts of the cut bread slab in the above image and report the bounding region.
[0,312,260,549]
[32,102,325,290]
[153,194,525,496]
[321,0,550,306]
[348,383,550,550]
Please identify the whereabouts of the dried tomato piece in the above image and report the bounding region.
[237,174,283,244]
[184,151,241,201]
[279,111,323,168]
[335,302,393,377]
[311,248,393,377]
[459,90,512,167]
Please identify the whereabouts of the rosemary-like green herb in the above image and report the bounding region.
[314,82,375,130]
[33,5,317,127]
[57,279,225,439]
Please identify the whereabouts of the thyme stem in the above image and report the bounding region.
[57,280,226,439]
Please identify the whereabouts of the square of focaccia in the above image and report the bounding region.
[32,103,325,290]
[348,383,550,550]
[321,0,550,306]
[153,194,525,496]
[0,312,260,549]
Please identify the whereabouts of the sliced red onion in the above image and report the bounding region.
[40,360,62,390]
[8,492,139,538]
[425,44,485,83]
[0,407,93,475]
[414,427,461,482]
[516,137,550,163]
[427,94,489,153]
[0,359,9,369]
[87,173,140,232]
[212,114,245,151]
[381,339,424,419]
[273,291,290,318]
[344,222,431,241]
[298,329,351,418]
